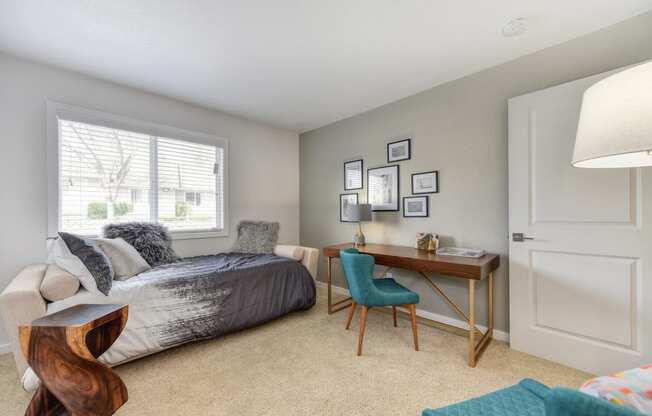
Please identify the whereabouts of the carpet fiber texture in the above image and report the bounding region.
[0,287,590,415]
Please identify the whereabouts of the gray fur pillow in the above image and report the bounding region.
[103,222,178,267]
[58,232,113,296]
[232,221,279,254]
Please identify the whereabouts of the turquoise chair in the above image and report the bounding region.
[421,379,643,416]
[339,248,420,356]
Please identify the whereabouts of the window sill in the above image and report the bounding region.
[169,229,229,240]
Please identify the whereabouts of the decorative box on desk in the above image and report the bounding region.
[322,243,499,367]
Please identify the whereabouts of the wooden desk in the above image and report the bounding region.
[323,243,500,367]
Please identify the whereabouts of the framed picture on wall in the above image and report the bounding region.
[343,159,363,190]
[412,171,439,194]
[403,196,428,217]
[367,165,399,211]
[340,193,359,222]
[387,138,411,162]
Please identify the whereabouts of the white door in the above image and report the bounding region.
[508,68,652,375]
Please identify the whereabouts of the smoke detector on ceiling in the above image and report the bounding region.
[502,18,527,37]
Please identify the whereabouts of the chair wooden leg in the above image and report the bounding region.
[345,302,357,330]
[409,304,419,351]
[357,306,369,356]
[392,306,397,327]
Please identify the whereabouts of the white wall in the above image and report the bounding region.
[300,11,652,334]
[0,52,300,348]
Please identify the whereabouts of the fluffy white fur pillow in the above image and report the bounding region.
[232,221,279,254]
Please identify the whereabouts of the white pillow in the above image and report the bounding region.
[52,236,102,295]
[274,245,305,261]
[95,238,151,280]
[40,264,80,302]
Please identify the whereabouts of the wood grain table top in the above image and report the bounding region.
[30,304,127,328]
[323,243,499,280]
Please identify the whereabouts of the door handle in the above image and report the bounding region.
[512,233,534,242]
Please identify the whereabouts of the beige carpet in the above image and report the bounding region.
[0,287,590,415]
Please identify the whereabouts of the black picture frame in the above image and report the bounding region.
[411,170,439,194]
[343,159,363,190]
[387,138,411,162]
[340,193,359,222]
[367,165,400,212]
[403,196,429,218]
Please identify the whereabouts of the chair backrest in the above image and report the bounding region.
[339,248,376,304]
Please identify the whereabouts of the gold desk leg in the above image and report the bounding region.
[468,279,476,367]
[327,256,352,314]
[414,271,494,367]
[469,273,494,366]
[327,256,332,313]
[488,272,494,338]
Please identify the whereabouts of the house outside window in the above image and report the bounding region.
[185,192,201,206]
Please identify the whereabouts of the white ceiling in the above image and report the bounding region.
[1,1,651,132]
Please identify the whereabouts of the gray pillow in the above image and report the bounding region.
[58,232,113,295]
[232,221,279,254]
[103,222,178,267]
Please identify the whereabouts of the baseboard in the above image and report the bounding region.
[316,281,510,343]
[0,342,11,354]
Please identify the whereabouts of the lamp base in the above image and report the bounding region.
[354,223,366,246]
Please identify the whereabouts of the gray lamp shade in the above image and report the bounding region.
[572,61,652,168]
[348,204,372,222]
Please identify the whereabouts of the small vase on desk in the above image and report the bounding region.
[416,233,431,251]
[354,223,366,247]
[427,235,439,253]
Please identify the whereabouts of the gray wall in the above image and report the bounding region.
[299,12,652,334]
[0,52,300,349]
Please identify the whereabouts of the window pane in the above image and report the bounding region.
[59,119,151,235]
[157,137,219,231]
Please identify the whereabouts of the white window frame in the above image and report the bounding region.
[47,101,229,240]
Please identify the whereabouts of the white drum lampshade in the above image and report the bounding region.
[572,61,652,168]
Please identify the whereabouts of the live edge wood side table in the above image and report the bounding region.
[323,243,500,367]
[19,304,129,416]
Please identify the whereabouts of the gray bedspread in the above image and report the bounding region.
[45,253,316,371]
[139,253,317,348]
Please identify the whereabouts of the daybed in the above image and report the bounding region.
[0,244,319,390]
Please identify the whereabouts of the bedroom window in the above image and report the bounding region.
[48,102,228,239]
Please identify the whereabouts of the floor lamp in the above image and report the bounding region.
[573,61,652,168]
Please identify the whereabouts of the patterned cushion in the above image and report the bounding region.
[422,379,548,416]
[580,365,652,414]
[58,232,113,295]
